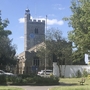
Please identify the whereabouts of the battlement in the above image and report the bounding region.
[29,19,45,23]
[33,19,36,22]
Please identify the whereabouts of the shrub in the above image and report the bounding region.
[76,70,82,78]
[0,75,7,84]
[83,69,88,77]
[6,74,59,85]
[87,74,90,79]
[34,76,59,85]
[22,78,27,83]
[22,77,35,83]
[12,77,23,84]
[18,74,37,79]
[6,76,16,82]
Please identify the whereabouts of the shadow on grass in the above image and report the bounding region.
[59,82,89,86]
[60,82,80,86]
[0,81,88,86]
[10,82,78,86]
[10,83,60,86]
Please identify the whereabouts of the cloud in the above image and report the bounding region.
[58,7,65,10]
[19,18,24,23]
[47,19,64,25]
[19,16,33,23]
[53,4,65,10]
[20,36,24,39]
[19,17,64,26]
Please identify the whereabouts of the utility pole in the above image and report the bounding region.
[45,15,47,75]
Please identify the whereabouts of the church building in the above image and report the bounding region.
[17,9,53,74]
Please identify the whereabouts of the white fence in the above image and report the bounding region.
[53,62,90,77]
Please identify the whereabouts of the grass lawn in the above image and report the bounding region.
[0,86,24,90]
[49,78,90,90]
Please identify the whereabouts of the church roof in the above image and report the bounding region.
[28,42,45,52]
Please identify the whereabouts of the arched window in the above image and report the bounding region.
[33,57,39,66]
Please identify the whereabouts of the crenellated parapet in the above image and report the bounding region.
[29,19,45,24]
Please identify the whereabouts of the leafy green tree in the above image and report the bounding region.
[72,50,85,65]
[0,11,17,70]
[63,0,90,55]
[37,28,72,77]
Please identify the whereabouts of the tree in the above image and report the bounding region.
[0,11,17,70]
[63,0,90,55]
[37,28,72,77]
[72,49,85,65]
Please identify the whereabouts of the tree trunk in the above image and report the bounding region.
[57,61,62,77]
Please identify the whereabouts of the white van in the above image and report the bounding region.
[37,69,53,77]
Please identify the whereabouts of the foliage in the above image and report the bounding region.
[37,45,46,68]
[76,70,82,78]
[17,74,37,78]
[0,75,18,84]
[37,28,72,77]
[75,69,88,78]
[11,74,59,85]
[33,75,59,85]
[87,74,90,79]
[72,50,85,65]
[82,69,88,77]
[0,75,7,84]
[0,11,17,69]
[63,0,90,55]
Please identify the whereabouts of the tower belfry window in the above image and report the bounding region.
[35,28,38,34]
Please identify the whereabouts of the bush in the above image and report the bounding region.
[18,74,37,79]
[12,77,23,85]
[76,70,82,78]
[83,69,88,77]
[87,74,90,79]
[6,76,16,82]
[0,75,7,84]
[34,76,59,85]
[22,77,35,84]
[0,75,23,85]
[0,74,59,85]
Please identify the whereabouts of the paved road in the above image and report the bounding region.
[11,85,59,90]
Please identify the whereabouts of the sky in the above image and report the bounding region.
[0,0,88,63]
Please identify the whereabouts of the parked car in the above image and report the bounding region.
[37,69,53,77]
[0,70,16,76]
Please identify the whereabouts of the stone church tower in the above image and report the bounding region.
[24,9,45,51]
[17,9,48,74]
